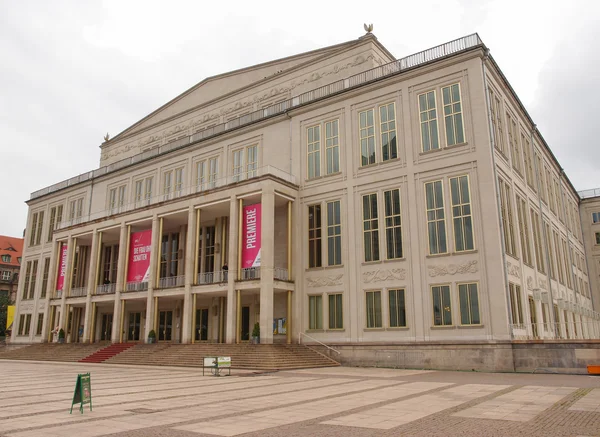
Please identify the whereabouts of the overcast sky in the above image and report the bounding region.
[1,0,599,238]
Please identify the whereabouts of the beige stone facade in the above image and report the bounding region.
[11,33,600,346]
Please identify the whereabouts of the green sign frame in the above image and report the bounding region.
[70,373,92,414]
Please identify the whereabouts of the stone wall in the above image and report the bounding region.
[309,340,600,374]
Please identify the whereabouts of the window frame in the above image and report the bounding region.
[362,193,380,262]
[383,188,403,259]
[308,204,322,268]
[431,284,452,326]
[424,180,447,255]
[308,294,323,330]
[442,82,466,147]
[365,290,383,329]
[449,175,475,252]
[388,288,407,328]
[326,200,342,266]
[328,293,343,330]
[458,282,481,326]
[418,90,440,152]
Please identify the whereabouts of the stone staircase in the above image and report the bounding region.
[0,342,110,362]
[106,343,340,370]
[79,342,136,363]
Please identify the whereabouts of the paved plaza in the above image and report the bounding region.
[0,361,599,436]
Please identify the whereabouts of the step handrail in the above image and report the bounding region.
[298,332,341,355]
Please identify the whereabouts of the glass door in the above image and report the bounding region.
[241,306,250,341]
[159,311,173,341]
[195,308,209,341]
[100,314,113,341]
[128,312,142,341]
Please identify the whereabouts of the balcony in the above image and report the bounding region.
[239,267,260,281]
[53,290,62,299]
[30,34,483,201]
[157,275,185,289]
[274,267,289,281]
[126,281,148,292]
[197,270,227,285]
[69,287,87,297]
[55,165,296,230]
[96,283,116,295]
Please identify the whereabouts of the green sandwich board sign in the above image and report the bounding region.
[70,373,92,414]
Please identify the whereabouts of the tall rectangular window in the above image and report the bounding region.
[35,211,44,245]
[18,314,25,336]
[522,134,535,190]
[562,239,572,288]
[135,180,143,203]
[489,89,505,155]
[499,179,516,256]
[516,196,532,265]
[246,145,258,178]
[388,289,406,328]
[325,120,340,174]
[366,291,382,328]
[41,257,50,299]
[507,113,522,174]
[144,177,153,202]
[328,293,343,329]
[509,283,524,325]
[384,189,403,259]
[419,90,439,151]
[450,175,474,252]
[362,193,379,262]
[531,209,545,273]
[432,285,452,326]
[208,157,218,188]
[47,205,62,242]
[545,223,556,280]
[442,83,465,146]
[24,314,31,336]
[359,109,375,166]
[36,313,43,335]
[307,125,320,179]
[425,180,447,254]
[459,283,480,325]
[536,153,546,203]
[22,261,32,300]
[308,205,322,268]
[163,170,173,199]
[592,212,600,223]
[326,201,341,266]
[196,160,206,191]
[29,260,37,300]
[379,103,397,161]
[308,295,322,330]
[29,212,39,246]
[174,168,184,195]
[555,232,564,285]
[555,180,562,222]
[546,169,555,212]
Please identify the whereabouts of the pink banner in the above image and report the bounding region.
[127,230,152,283]
[55,244,68,290]
[242,204,261,268]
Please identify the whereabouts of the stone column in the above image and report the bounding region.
[260,184,275,344]
[112,224,128,343]
[144,216,160,341]
[41,240,60,342]
[82,230,100,343]
[226,195,238,343]
[182,207,196,344]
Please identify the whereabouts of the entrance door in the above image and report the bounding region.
[528,297,538,338]
[158,311,173,341]
[101,314,113,341]
[128,312,142,341]
[195,308,209,341]
[241,306,250,341]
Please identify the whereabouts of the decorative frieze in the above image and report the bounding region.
[527,276,534,291]
[306,275,343,288]
[506,261,521,278]
[427,260,478,277]
[363,268,406,283]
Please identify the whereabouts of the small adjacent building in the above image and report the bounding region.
[1,235,23,336]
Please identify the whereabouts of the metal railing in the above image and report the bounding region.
[578,188,600,199]
[69,287,87,297]
[53,290,63,299]
[126,281,148,292]
[157,275,185,289]
[511,322,600,340]
[274,267,289,281]
[30,34,483,201]
[196,270,227,285]
[239,267,260,280]
[55,165,295,231]
[96,283,116,295]
[298,332,341,355]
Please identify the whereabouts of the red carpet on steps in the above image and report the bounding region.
[79,343,136,363]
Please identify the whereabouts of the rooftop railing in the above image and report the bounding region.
[578,188,600,199]
[30,33,483,201]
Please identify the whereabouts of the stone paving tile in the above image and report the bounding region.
[322,383,509,429]
[453,385,578,422]
[176,381,451,436]
[569,388,600,412]
[291,367,433,378]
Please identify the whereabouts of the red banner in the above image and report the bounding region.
[241,204,261,268]
[127,230,152,283]
[56,244,68,290]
